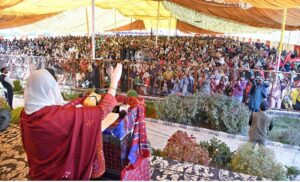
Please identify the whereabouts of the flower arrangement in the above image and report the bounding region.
[162,130,211,165]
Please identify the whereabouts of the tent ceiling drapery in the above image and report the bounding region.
[244,0,300,9]
[168,0,300,30]
[0,0,23,10]
[96,0,171,20]
[105,18,221,35]
[163,1,276,34]
[0,0,299,33]
[105,20,145,32]
[0,0,87,15]
[176,20,221,35]
[0,13,59,29]
[0,7,134,35]
[204,0,300,9]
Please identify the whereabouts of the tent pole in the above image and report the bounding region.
[276,8,287,73]
[175,18,177,36]
[114,8,117,38]
[155,1,160,46]
[91,0,95,59]
[85,6,90,36]
[131,17,133,32]
[297,32,300,45]
[168,14,172,40]
[287,31,291,45]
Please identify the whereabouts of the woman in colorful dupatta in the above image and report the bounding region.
[20,64,122,180]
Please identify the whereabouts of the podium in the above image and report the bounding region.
[100,95,151,180]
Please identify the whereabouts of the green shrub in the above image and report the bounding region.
[202,94,250,134]
[11,107,24,124]
[200,138,233,168]
[162,130,211,165]
[61,91,81,101]
[152,148,162,157]
[126,89,138,97]
[145,101,156,118]
[269,117,300,146]
[231,143,287,180]
[156,94,198,124]
[156,94,250,134]
[0,97,10,110]
[285,166,300,180]
[13,80,23,92]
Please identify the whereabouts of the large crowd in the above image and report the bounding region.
[0,35,300,111]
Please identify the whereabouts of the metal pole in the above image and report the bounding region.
[168,14,172,40]
[297,33,300,45]
[91,0,95,59]
[175,18,177,36]
[155,1,160,45]
[193,66,197,94]
[85,6,90,36]
[276,8,287,73]
[114,8,117,39]
[288,31,291,45]
[131,17,133,32]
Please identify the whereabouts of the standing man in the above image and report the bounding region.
[0,67,13,109]
[248,101,273,146]
[248,76,269,112]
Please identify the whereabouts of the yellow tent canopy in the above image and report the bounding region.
[105,20,145,32]
[105,19,222,35]
[0,0,299,33]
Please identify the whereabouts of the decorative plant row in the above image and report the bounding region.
[154,130,296,181]
[155,94,251,134]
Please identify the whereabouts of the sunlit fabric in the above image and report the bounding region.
[0,0,299,32]
[0,0,87,15]
[176,20,221,35]
[245,0,300,9]
[2,7,133,35]
[96,0,171,20]
[168,0,300,30]
[105,20,146,32]
[0,0,23,10]
[204,0,300,9]
[0,13,58,29]
[163,1,277,34]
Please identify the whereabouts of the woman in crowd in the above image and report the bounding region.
[20,64,122,180]
[232,76,247,103]
[291,83,300,110]
[270,81,282,109]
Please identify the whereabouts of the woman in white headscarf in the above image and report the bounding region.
[20,64,122,180]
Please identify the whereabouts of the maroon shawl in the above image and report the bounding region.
[20,94,117,180]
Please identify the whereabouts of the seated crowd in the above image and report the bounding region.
[0,35,299,111]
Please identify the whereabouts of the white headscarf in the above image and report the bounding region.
[24,69,64,115]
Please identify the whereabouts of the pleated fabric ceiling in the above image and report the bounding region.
[167,0,300,30]
[2,7,134,35]
[105,20,146,32]
[205,0,300,9]
[105,18,222,35]
[176,20,221,35]
[0,0,300,33]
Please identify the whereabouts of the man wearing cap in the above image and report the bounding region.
[248,101,273,146]
[0,67,13,109]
